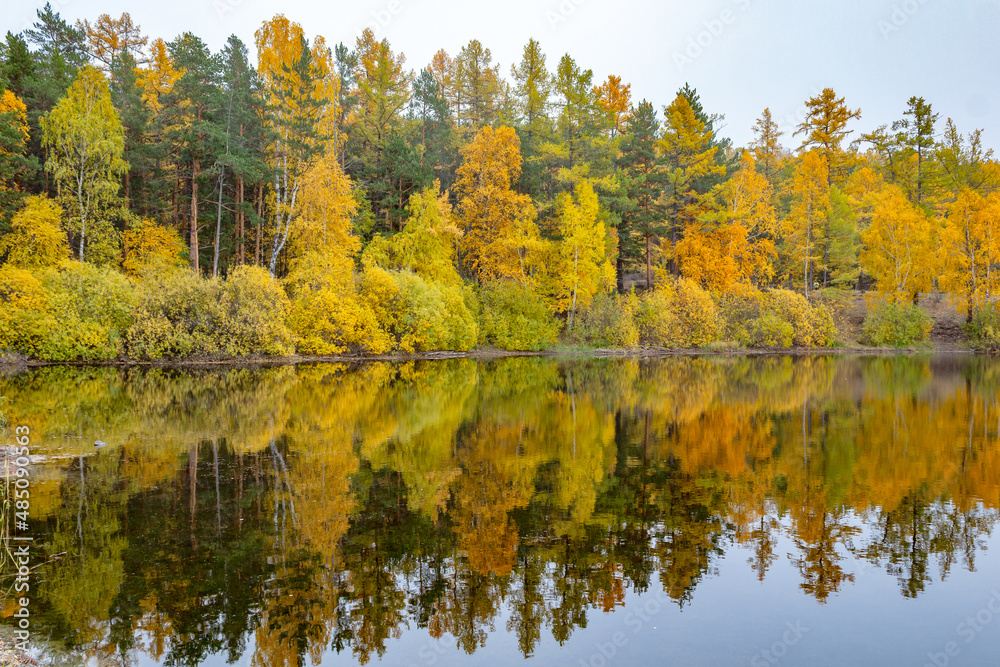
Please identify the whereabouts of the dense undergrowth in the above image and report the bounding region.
[0,259,847,361]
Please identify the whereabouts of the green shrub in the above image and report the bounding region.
[568,291,639,347]
[393,270,477,352]
[965,306,1000,351]
[861,300,932,347]
[126,268,222,359]
[478,281,559,351]
[216,266,295,356]
[37,261,135,360]
[127,266,295,359]
[746,310,795,347]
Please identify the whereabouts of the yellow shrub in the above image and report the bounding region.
[768,289,835,347]
[1,196,68,269]
[0,267,49,354]
[286,252,392,355]
[360,265,405,347]
[637,278,719,347]
[361,267,477,352]
[636,287,674,347]
[122,219,185,276]
[720,288,835,348]
[0,266,46,311]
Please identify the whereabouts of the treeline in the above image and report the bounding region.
[0,6,997,359]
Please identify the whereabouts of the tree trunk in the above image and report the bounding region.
[804,216,811,297]
[213,169,225,277]
[76,180,87,260]
[255,183,263,266]
[670,202,679,276]
[172,176,179,230]
[916,149,922,204]
[190,158,200,272]
[236,174,244,265]
[823,212,830,289]
[616,252,625,293]
[189,444,198,536]
[568,248,579,330]
[645,234,651,289]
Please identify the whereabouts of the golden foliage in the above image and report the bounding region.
[121,219,185,276]
[137,38,181,112]
[285,251,391,355]
[636,277,719,347]
[81,12,148,70]
[938,189,1000,320]
[255,14,333,274]
[0,89,29,146]
[858,182,936,301]
[660,94,725,259]
[40,65,128,262]
[783,151,830,294]
[593,74,631,137]
[293,151,359,257]
[719,288,834,347]
[0,266,48,352]
[678,152,778,290]
[360,266,477,352]
[0,196,68,268]
[455,126,541,282]
[549,180,615,325]
[363,183,462,286]
[793,87,861,185]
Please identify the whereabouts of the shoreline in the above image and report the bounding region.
[0,343,976,371]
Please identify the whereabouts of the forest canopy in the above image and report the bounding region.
[0,5,997,359]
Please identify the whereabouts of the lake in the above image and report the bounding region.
[1,355,999,666]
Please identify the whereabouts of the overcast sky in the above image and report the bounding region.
[5,0,998,151]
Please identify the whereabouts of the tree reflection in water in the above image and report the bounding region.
[2,355,999,665]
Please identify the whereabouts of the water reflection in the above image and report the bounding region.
[2,355,999,665]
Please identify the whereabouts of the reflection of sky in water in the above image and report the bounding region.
[313,514,1000,667]
[117,517,1000,667]
[3,355,1000,666]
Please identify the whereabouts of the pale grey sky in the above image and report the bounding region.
[5,0,998,151]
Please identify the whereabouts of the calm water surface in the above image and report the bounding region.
[2,355,999,666]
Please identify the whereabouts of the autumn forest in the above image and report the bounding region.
[1,6,999,360]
